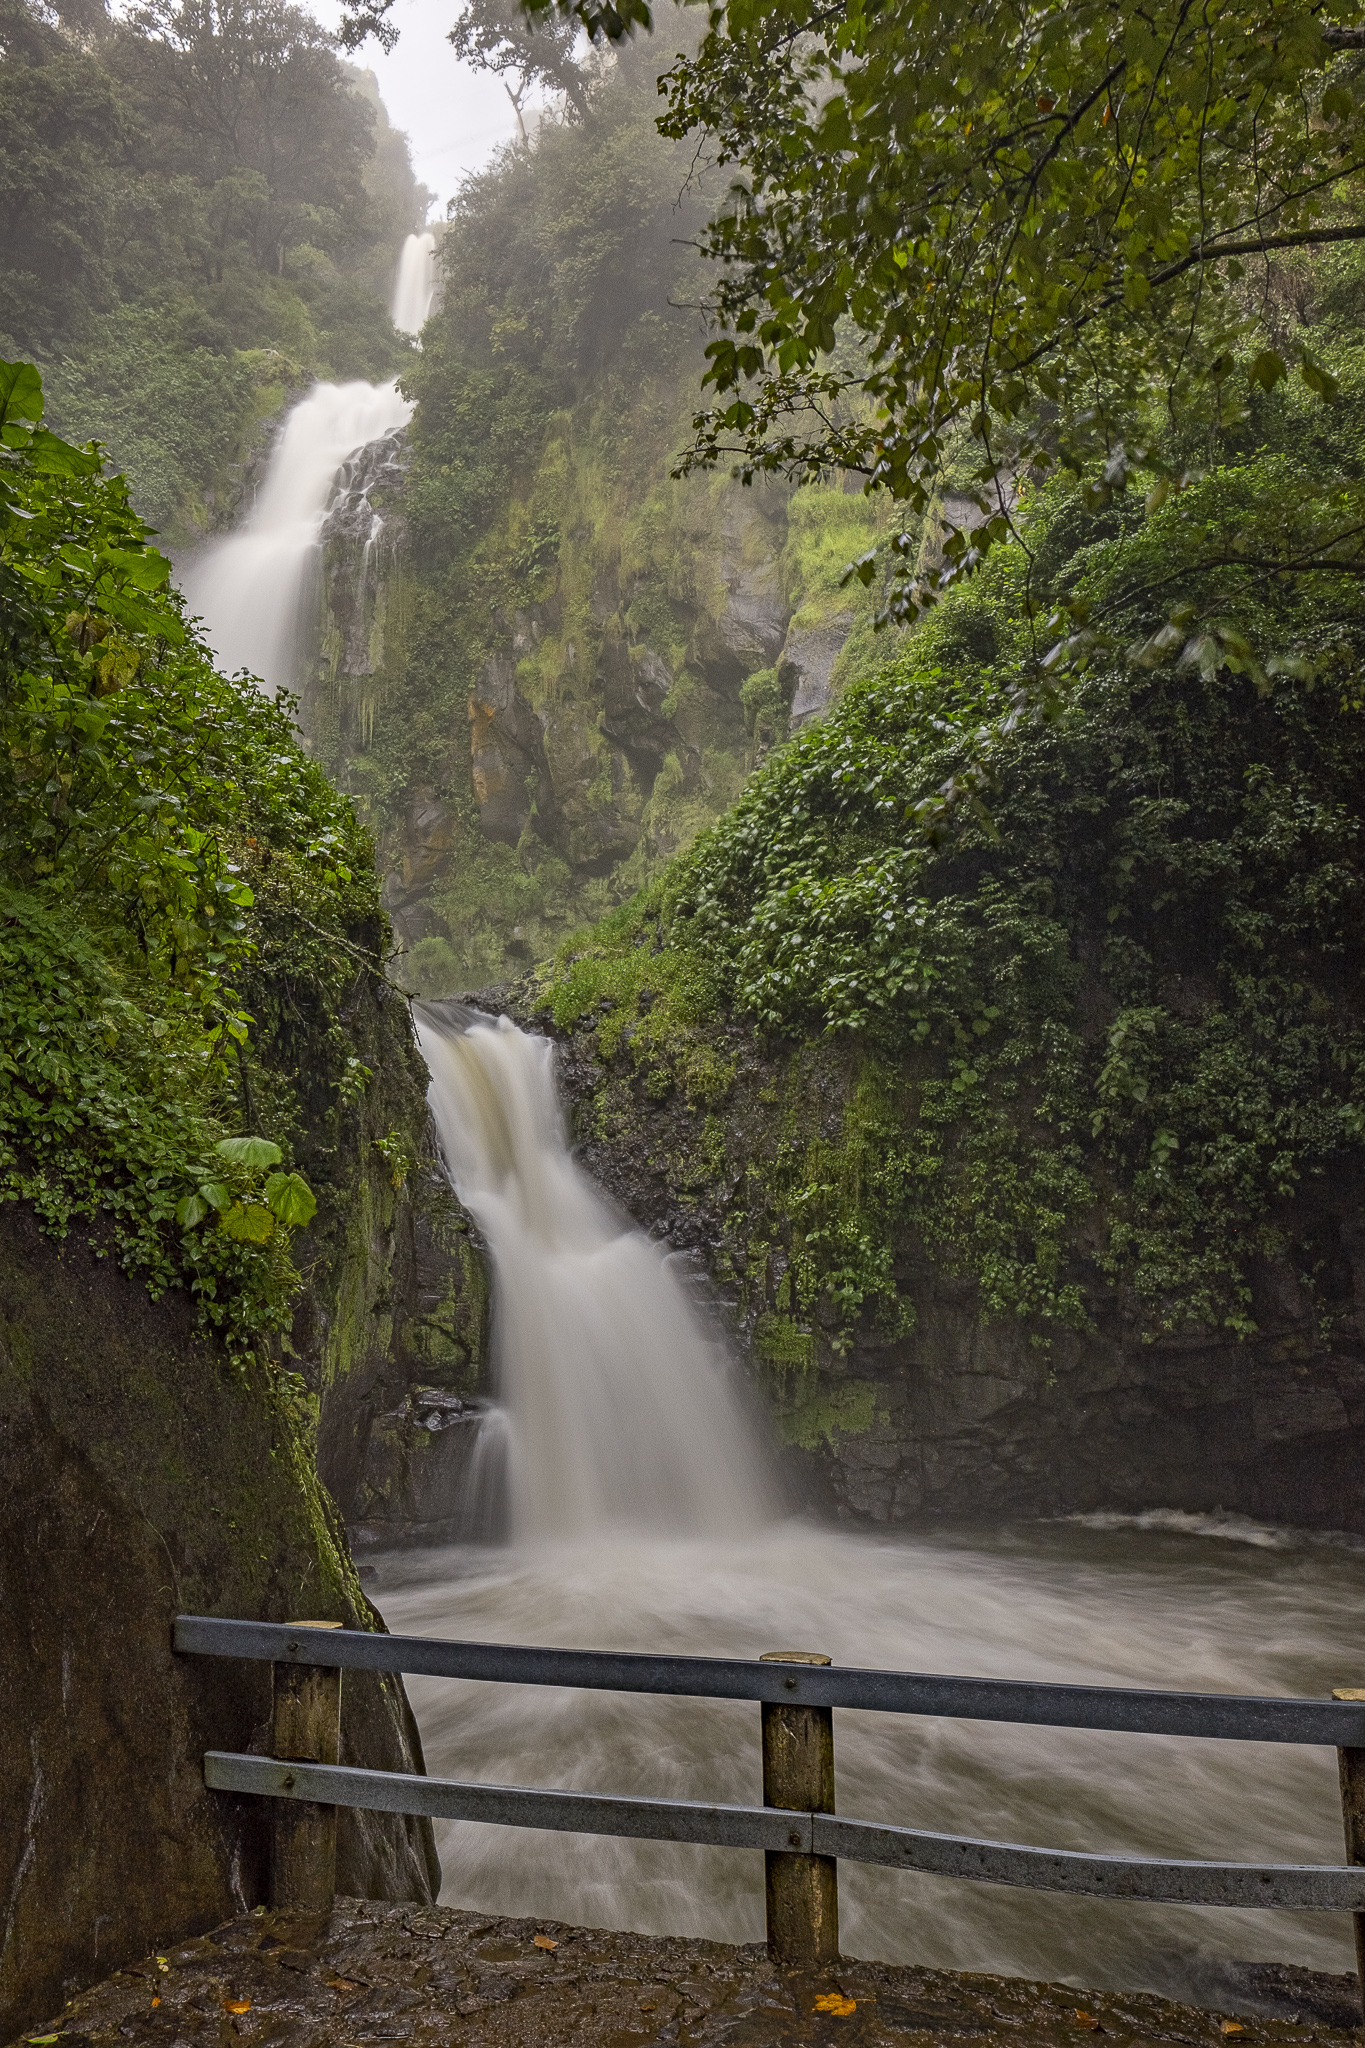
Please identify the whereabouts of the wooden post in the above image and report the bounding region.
[1333,1688,1365,2022]
[270,1621,343,1912]
[760,1650,839,1967]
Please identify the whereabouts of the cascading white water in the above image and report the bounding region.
[180,378,412,694]
[392,229,437,336]
[388,1005,1365,2007]
[416,1006,771,1539]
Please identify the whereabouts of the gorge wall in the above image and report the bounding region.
[289,66,891,1000]
[542,1013,1365,1534]
[0,1198,441,2042]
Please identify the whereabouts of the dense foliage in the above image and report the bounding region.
[0,0,425,534]
[541,353,1365,1343]
[655,0,1365,619]
[0,356,382,1353]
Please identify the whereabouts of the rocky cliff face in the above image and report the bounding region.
[541,1013,1365,1536]
[294,408,886,995]
[0,882,496,2036]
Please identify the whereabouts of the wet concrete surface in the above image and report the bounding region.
[10,1902,1364,2048]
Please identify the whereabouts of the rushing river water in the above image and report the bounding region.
[373,1517,1365,2008]
[379,1007,1365,2008]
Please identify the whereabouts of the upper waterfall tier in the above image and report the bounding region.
[392,231,437,336]
[181,378,413,695]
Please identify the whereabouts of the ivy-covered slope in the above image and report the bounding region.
[529,357,1365,1525]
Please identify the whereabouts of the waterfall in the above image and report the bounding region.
[392,230,436,336]
[180,378,412,695]
[415,1005,773,1540]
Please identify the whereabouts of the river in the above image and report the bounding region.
[372,1005,1365,2009]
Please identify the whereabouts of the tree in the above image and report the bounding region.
[0,30,133,346]
[651,0,1365,622]
[114,0,377,274]
[334,0,1365,623]
[445,0,592,122]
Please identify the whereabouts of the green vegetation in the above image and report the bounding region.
[656,0,1365,635]
[0,355,390,1355]
[536,271,1365,1350]
[303,44,890,994]
[0,0,425,537]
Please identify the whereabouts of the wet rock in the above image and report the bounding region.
[469,652,564,851]
[782,610,855,726]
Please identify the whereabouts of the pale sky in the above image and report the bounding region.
[312,0,531,211]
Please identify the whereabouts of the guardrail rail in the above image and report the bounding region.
[174,1615,1365,2004]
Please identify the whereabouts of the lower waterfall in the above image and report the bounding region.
[416,1004,772,1540]
[392,1004,1365,2006]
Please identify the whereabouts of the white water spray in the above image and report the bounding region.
[392,230,437,336]
[416,1006,772,1540]
[181,377,412,694]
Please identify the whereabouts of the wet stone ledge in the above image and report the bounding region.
[9,1902,1359,2048]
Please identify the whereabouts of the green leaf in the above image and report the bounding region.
[26,426,100,478]
[220,1201,276,1244]
[176,1194,208,1228]
[0,360,43,442]
[197,1179,231,1211]
[1248,350,1287,392]
[263,1170,318,1227]
[1299,355,1339,400]
[216,1135,283,1169]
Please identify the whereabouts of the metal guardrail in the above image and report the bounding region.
[174,1613,1365,1990]
[203,1751,1365,1910]
[174,1616,1365,1745]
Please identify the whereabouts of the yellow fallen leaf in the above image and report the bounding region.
[533,1935,559,1951]
[151,1996,162,2008]
[222,1998,252,2014]
[27,2036,60,2044]
[156,1957,170,1973]
[1074,2012,1101,2030]
[327,1977,366,1992]
[814,1993,857,2015]
[1221,2026,1244,2037]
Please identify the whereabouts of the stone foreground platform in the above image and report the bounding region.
[8,1902,1360,2048]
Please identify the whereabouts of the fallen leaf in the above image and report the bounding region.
[326,1977,366,1993]
[221,1999,252,2014]
[1221,2026,1245,2037]
[639,2003,658,2013]
[26,2036,60,2044]
[1074,2013,1101,2031]
[814,1993,857,2015]
[151,1997,161,2008]
[156,1957,170,1973]
[533,1935,559,1951]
